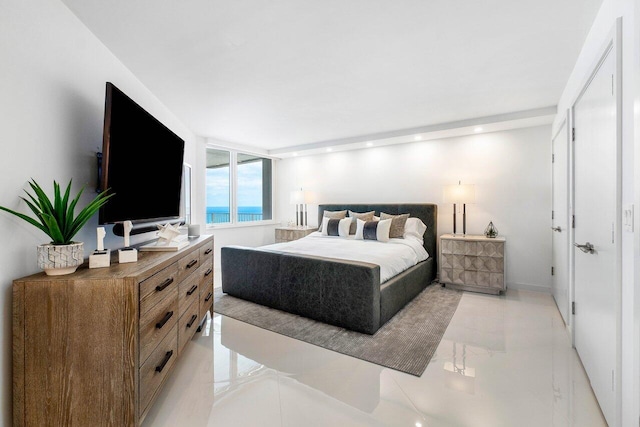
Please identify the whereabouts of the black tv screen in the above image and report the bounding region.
[99,82,185,226]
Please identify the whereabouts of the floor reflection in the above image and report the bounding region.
[143,290,607,427]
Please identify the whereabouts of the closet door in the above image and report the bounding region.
[572,44,619,426]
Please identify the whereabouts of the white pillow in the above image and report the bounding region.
[321,216,351,237]
[355,218,392,243]
[403,217,427,243]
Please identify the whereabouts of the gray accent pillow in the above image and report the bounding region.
[380,212,410,238]
[348,210,375,234]
[318,210,347,231]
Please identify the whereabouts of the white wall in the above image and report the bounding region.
[551,0,639,425]
[276,125,552,292]
[0,0,197,424]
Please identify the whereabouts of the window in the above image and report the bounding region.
[206,148,273,225]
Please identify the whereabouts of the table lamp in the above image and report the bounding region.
[443,182,476,235]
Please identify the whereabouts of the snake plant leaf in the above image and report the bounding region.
[0,179,113,245]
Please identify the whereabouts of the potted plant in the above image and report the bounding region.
[0,179,113,275]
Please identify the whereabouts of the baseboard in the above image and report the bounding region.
[506,282,551,294]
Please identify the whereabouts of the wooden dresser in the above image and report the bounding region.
[439,234,506,295]
[13,235,214,426]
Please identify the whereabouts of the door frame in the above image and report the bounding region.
[551,113,571,328]
[569,19,622,426]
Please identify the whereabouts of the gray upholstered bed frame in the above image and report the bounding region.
[221,204,437,334]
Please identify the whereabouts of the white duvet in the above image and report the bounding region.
[258,232,429,283]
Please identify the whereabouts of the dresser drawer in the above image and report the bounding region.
[200,258,213,288]
[178,301,199,354]
[200,279,214,321]
[178,270,200,318]
[200,241,213,260]
[140,289,178,364]
[177,248,201,283]
[140,324,178,414]
[139,263,179,316]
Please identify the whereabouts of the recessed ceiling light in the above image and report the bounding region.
[415,423,422,427]
[366,142,373,147]
[474,127,483,133]
[414,136,422,141]
[326,148,332,152]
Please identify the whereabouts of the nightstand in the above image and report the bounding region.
[439,234,506,295]
[275,226,317,243]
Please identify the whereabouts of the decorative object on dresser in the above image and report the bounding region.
[439,234,505,294]
[13,235,214,426]
[275,225,316,242]
[443,181,476,235]
[0,178,113,275]
[484,221,499,238]
[89,227,111,268]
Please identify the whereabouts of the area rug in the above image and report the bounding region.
[214,284,462,376]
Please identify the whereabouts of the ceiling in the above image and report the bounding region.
[61,0,602,152]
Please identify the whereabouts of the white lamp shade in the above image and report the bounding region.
[443,184,476,204]
[289,190,304,204]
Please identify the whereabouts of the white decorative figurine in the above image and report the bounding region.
[89,226,111,269]
[118,220,138,263]
[139,222,189,252]
[156,223,182,245]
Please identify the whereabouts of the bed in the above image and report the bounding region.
[221,204,437,334]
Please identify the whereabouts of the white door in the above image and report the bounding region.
[551,120,570,325]
[573,46,618,426]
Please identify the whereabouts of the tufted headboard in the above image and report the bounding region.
[317,204,438,260]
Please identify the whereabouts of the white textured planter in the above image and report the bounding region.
[37,242,84,276]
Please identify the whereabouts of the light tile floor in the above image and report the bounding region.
[142,289,607,427]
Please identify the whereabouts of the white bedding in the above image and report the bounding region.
[258,232,429,283]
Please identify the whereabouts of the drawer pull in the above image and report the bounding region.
[156,311,173,329]
[186,314,198,328]
[204,268,213,277]
[155,350,173,373]
[204,248,212,255]
[187,285,198,296]
[186,259,198,269]
[155,277,174,292]
[205,292,213,302]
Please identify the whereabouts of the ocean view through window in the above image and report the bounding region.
[206,148,273,225]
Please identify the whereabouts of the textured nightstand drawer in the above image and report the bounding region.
[439,234,506,294]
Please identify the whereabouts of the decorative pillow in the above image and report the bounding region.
[321,217,351,237]
[317,210,347,232]
[348,210,375,234]
[354,218,392,243]
[403,217,428,243]
[380,212,410,238]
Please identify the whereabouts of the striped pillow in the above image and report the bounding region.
[321,217,351,237]
[317,210,347,232]
[348,210,375,234]
[354,218,392,243]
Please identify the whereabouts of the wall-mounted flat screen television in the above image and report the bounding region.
[99,82,185,234]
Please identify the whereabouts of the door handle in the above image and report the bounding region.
[574,242,595,254]
[551,226,562,232]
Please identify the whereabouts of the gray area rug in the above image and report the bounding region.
[214,284,462,376]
